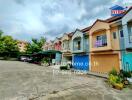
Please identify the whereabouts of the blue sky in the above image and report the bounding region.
[0,0,131,41]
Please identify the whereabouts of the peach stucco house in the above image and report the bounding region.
[89,17,122,73]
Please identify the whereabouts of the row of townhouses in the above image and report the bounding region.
[43,7,132,73]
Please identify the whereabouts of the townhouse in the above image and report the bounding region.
[72,28,90,71]
[89,7,132,73]
[42,42,48,51]
[43,40,54,51]
[42,7,132,73]
[89,18,122,73]
[61,33,72,64]
[17,40,28,52]
[121,7,132,71]
[53,37,62,64]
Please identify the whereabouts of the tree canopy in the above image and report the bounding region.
[26,37,46,54]
[0,30,19,58]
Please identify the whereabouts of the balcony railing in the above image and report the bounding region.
[94,40,107,48]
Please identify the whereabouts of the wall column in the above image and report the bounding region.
[106,29,112,49]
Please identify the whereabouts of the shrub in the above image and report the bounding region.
[119,70,132,78]
[114,83,124,90]
[109,68,118,76]
[109,74,122,85]
[123,71,131,78]
[60,66,68,70]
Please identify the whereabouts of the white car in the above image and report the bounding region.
[20,56,27,62]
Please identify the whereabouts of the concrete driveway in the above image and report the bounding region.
[0,60,132,100]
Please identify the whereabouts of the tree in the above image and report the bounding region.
[0,30,4,53]
[26,37,46,54]
[0,30,3,37]
[0,30,19,58]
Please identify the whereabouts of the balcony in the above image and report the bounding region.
[62,41,71,52]
[94,40,107,48]
[90,34,112,52]
[72,39,84,53]
[62,47,70,52]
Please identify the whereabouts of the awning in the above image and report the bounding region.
[38,50,62,55]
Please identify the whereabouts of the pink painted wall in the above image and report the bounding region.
[54,42,62,51]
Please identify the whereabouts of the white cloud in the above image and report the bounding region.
[0,0,127,41]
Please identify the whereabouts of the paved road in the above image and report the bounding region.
[0,60,132,100]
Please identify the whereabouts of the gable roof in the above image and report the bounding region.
[88,19,108,31]
[105,16,122,23]
[68,32,74,37]
[81,26,91,32]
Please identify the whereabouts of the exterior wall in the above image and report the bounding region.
[90,21,120,52]
[55,53,62,64]
[89,21,112,52]
[118,25,125,50]
[43,42,54,51]
[62,40,70,52]
[71,30,90,71]
[84,35,89,52]
[89,20,121,73]
[122,51,132,71]
[17,41,27,52]
[54,42,62,51]
[72,30,89,53]
[43,42,48,51]
[69,39,72,51]
[110,26,120,50]
[122,10,132,49]
[120,9,132,72]
[61,34,72,64]
[72,31,84,53]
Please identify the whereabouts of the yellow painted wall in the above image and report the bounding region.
[89,21,111,52]
[89,20,120,52]
[89,20,121,73]
[110,26,120,50]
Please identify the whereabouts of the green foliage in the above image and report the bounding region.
[0,30,3,37]
[26,37,46,54]
[108,68,125,90]
[0,30,19,58]
[119,70,132,78]
[109,68,118,76]
[109,74,122,85]
[108,69,132,90]
[41,58,50,64]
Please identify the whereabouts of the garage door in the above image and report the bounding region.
[73,55,89,71]
[91,54,120,73]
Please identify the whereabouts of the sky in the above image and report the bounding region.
[0,0,131,42]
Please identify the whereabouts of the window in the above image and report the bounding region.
[97,36,102,41]
[113,32,117,39]
[102,35,107,46]
[95,34,107,47]
[77,41,81,50]
[120,30,124,38]
[73,37,81,51]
